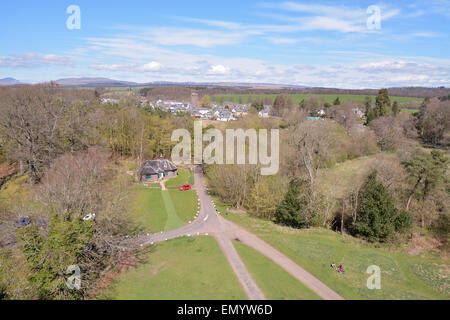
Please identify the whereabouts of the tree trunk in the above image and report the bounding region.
[406,177,422,211]
[19,159,24,174]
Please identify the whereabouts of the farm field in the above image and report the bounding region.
[233,241,321,300]
[213,204,449,300]
[213,93,423,105]
[103,236,247,300]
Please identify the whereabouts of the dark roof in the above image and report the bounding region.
[140,160,177,175]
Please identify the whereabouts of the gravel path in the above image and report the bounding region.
[132,165,343,300]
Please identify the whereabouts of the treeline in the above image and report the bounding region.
[206,89,449,244]
[0,84,193,299]
[138,85,450,101]
[0,84,193,184]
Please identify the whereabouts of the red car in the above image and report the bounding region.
[179,184,192,191]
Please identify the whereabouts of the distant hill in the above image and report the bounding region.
[55,77,138,87]
[0,78,21,86]
[4,76,447,98]
[52,78,308,89]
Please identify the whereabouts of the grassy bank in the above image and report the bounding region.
[103,236,247,300]
[213,200,449,300]
[234,241,321,300]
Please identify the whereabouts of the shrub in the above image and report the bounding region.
[17,213,94,300]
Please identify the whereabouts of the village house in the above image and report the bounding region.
[258,105,272,118]
[232,104,249,117]
[217,110,236,122]
[140,159,178,183]
[352,107,365,118]
[191,108,212,119]
[100,98,120,104]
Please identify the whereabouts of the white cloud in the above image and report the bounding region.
[207,65,230,75]
[299,16,366,33]
[90,61,163,73]
[139,61,163,71]
[0,53,73,68]
[412,32,438,38]
[266,37,300,44]
[141,27,253,47]
[90,64,123,71]
[80,33,450,88]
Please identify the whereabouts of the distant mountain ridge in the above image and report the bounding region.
[52,77,308,89]
[54,77,138,87]
[0,78,21,85]
[1,77,448,97]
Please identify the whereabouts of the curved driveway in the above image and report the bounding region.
[132,166,343,301]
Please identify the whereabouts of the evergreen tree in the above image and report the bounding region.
[402,149,448,226]
[349,171,410,242]
[275,179,307,228]
[299,99,306,110]
[17,213,94,299]
[375,88,391,117]
[364,96,374,124]
[392,101,400,116]
[272,94,286,115]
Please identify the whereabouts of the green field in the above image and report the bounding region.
[165,167,195,188]
[213,201,449,300]
[103,236,247,300]
[213,93,423,105]
[128,170,198,233]
[129,185,167,233]
[234,241,321,300]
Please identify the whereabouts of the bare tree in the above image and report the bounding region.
[0,84,93,184]
[287,120,339,193]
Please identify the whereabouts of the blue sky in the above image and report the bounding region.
[0,0,449,88]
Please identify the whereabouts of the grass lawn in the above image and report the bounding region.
[165,168,194,188]
[233,241,321,300]
[213,200,449,300]
[161,190,185,231]
[103,236,247,300]
[128,168,198,233]
[169,189,199,223]
[128,185,198,233]
[213,94,422,106]
[128,185,167,233]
